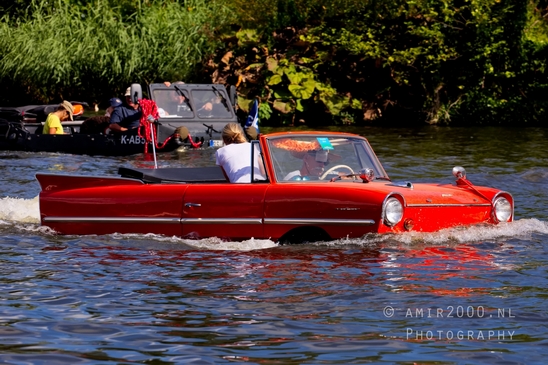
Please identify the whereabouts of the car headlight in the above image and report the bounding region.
[493,197,512,222]
[383,197,403,226]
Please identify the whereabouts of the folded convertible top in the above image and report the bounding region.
[118,166,227,183]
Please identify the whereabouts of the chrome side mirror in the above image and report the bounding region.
[452,166,466,180]
[359,168,375,183]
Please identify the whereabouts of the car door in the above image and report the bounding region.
[263,182,380,241]
[182,183,268,240]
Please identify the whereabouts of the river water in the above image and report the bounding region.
[1,126,547,364]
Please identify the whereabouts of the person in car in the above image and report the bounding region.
[284,149,339,180]
[215,122,265,183]
[42,101,74,134]
[109,87,142,133]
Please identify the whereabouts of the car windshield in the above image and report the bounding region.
[266,135,389,182]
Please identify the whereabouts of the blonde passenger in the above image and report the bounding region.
[215,123,263,183]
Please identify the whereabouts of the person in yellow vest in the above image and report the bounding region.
[43,101,74,134]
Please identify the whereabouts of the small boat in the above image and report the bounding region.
[0,83,239,156]
[37,131,514,243]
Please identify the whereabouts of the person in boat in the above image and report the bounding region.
[163,81,180,87]
[170,92,192,115]
[109,87,142,133]
[196,93,230,119]
[42,101,74,134]
[105,97,122,118]
[284,149,340,181]
[80,98,122,135]
[215,122,265,183]
[158,81,217,118]
[158,82,193,117]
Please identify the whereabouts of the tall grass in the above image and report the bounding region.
[0,0,232,104]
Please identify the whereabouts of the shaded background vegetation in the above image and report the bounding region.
[0,0,547,126]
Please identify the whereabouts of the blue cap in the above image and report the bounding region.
[109,97,122,107]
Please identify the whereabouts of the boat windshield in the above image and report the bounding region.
[265,135,389,182]
[152,88,234,119]
[191,89,234,119]
[153,89,194,118]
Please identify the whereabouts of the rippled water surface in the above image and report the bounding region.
[1,126,547,364]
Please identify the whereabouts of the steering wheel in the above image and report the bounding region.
[319,165,355,180]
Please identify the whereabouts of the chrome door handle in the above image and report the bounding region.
[185,203,202,207]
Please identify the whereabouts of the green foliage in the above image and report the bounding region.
[524,1,548,45]
[218,0,548,126]
[0,0,231,104]
[263,57,360,124]
[1,0,547,126]
[258,101,272,121]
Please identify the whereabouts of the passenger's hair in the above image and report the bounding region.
[222,122,247,144]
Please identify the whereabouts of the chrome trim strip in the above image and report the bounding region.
[182,218,263,224]
[387,192,407,207]
[43,217,180,224]
[391,181,414,189]
[407,203,491,207]
[264,218,375,226]
[36,173,143,184]
[493,190,513,202]
[185,203,202,207]
[45,217,375,226]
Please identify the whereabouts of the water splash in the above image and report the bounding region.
[0,196,40,224]
[181,237,278,251]
[108,232,278,251]
[324,218,548,247]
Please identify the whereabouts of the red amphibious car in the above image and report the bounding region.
[37,131,514,243]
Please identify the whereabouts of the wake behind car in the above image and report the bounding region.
[36,131,514,243]
[0,83,239,156]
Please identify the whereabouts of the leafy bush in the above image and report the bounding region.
[213,0,548,126]
[1,0,547,126]
[0,0,231,105]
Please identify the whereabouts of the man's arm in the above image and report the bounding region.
[109,123,128,132]
[109,108,128,132]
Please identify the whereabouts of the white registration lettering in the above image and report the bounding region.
[121,135,145,144]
